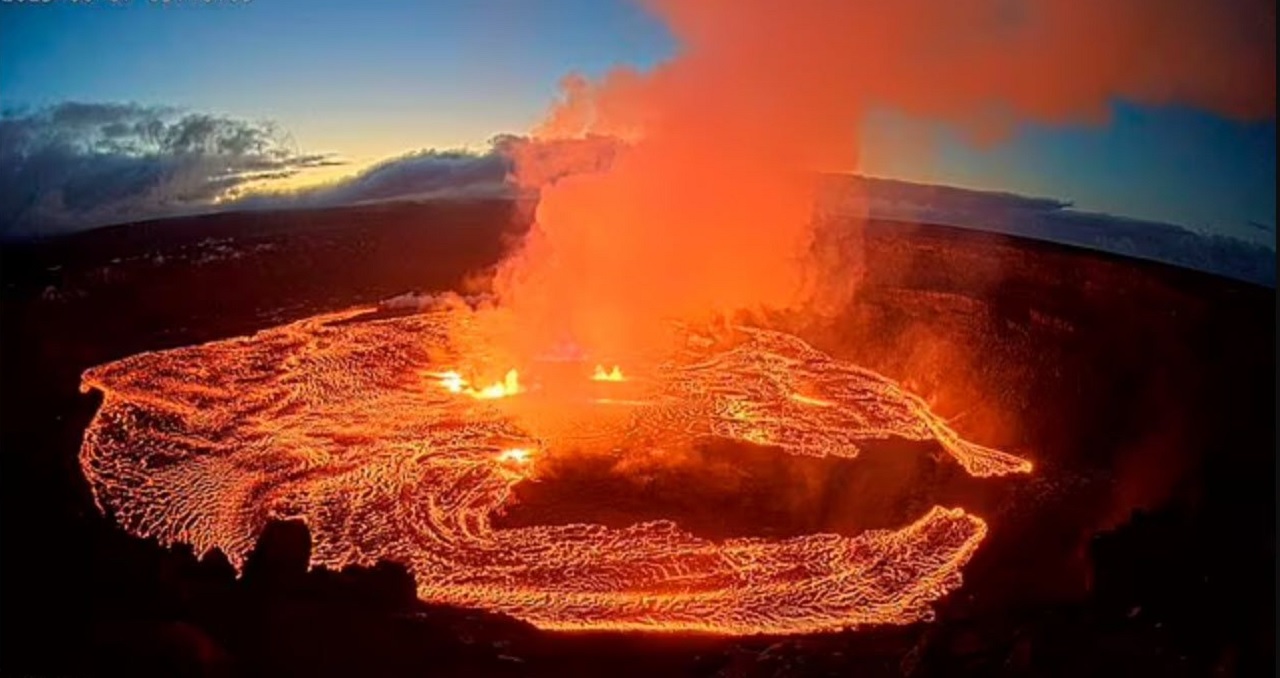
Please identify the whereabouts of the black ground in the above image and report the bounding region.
[1,199,1274,676]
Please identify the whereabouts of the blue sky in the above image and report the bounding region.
[1,0,1274,244]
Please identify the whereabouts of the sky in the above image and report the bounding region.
[0,0,1275,244]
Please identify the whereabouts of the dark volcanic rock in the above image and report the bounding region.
[241,520,312,592]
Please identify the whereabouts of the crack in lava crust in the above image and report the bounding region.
[79,307,1031,635]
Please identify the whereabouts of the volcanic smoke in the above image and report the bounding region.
[491,0,1274,363]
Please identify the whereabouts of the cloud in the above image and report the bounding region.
[236,134,626,208]
[0,102,339,236]
[0,104,630,236]
[233,149,512,210]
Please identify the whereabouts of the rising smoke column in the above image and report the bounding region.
[494,0,1274,361]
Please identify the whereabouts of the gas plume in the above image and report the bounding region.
[492,0,1274,360]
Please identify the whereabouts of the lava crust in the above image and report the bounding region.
[80,306,1030,634]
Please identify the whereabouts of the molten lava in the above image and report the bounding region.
[79,306,1030,634]
[593,364,625,382]
[497,447,536,465]
[432,368,522,399]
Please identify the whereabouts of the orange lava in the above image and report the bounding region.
[79,306,1030,634]
[432,368,523,399]
[592,364,625,382]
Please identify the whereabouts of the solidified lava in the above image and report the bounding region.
[79,306,1030,634]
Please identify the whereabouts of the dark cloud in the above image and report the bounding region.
[237,134,625,210]
[239,149,514,210]
[0,103,338,236]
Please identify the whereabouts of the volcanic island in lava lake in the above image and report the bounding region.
[79,299,1031,635]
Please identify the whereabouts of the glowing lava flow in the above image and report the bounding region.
[79,307,1030,634]
[432,368,523,399]
[592,364,625,381]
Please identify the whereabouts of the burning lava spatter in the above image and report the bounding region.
[79,307,1029,634]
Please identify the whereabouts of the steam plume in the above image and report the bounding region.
[493,0,1275,359]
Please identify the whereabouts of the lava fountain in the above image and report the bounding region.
[79,304,1030,635]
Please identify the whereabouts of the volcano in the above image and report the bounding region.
[1,200,1272,675]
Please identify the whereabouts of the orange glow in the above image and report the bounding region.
[497,447,535,465]
[431,368,522,399]
[592,364,625,382]
[789,393,834,408]
[592,398,651,406]
[435,370,467,393]
[474,369,522,399]
[79,306,1031,635]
